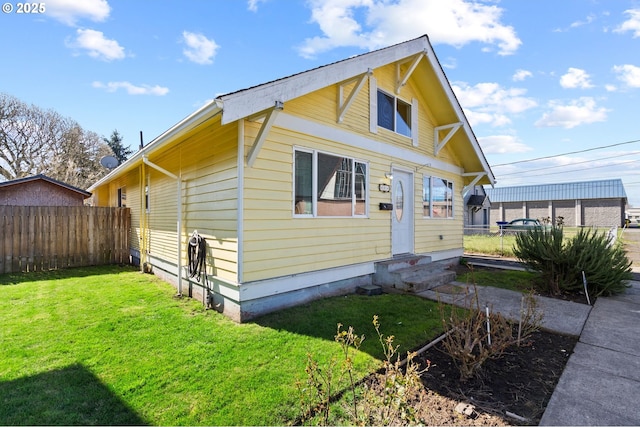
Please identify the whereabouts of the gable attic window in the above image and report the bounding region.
[377,89,411,137]
[294,148,367,217]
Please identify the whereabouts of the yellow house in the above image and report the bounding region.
[88,35,495,322]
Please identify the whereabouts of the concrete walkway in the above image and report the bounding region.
[443,254,640,425]
[539,280,640,426]
[418,283,592,336]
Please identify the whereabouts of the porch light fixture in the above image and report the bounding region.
[385,172,393,180]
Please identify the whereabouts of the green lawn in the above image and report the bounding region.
[0,266,443,426]
[464,226,624,258]
[463,233,518,257]
[457,264,539,293]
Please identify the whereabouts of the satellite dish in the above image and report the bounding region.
[100,155,119,170]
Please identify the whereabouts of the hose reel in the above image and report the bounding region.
[187,230,215,309]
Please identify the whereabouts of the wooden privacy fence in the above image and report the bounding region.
[0,206,130,274]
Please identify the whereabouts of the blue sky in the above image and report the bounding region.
[2,0,640,205]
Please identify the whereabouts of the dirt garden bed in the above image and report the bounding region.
[363,264,581,426]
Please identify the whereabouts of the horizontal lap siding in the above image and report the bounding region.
[180,120,239,282]
[241,62,467,282]
[127,183,141,253]
[242,122,390,282]
[414,173,464,252]
[123,170,141,253]
[91,117,240,283]
[147,166,179,260]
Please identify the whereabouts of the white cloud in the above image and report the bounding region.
[66,29,125,61]
[559,68,593,89]
[570,14,595,29]
[478,135,533,154]
[553,13,596,32]
[247,0,267,12]
[612,64,640,88]
[512,69,532,82]
[452,82,537,127]
[440,56,457,69]
[46,0,110,26]
[92,81,169,96]
[182,31,219,65]
[298,0,521,59]
[535,97,608,129]
[614,9,640,38]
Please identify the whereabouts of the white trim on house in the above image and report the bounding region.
[219,37,432,125]
[276,112,463,176]
[238,248,464,302]
[338,69,371,123]
[369,76,378,134]
[396,52,426,94]
[434,123,462,155]
[88,103,223,192]
[147,252,241,302]
[239,261,375,301]
[89,36,494,191]
[216,35,494,186]
[424,248,463,262]
[293,146,370,218]
[237,119,245,284]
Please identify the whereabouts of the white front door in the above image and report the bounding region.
[391,169,414,255]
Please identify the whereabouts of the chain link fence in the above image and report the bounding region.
[463,224,620,258]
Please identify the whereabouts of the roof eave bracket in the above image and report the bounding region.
[396,51,427,94]
[337,69,372,123]
[434,122,462,156]
[462,172,486,197]
[246,101,283,167]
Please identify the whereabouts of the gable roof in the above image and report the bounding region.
[485,179,627,203]
[0,174,91,197]
[90,34,494,191]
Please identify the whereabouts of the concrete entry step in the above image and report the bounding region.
[374,255,457,293]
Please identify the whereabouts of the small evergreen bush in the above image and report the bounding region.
[514,225,631,297]
[564,227,632,297]
[513,226,568,295]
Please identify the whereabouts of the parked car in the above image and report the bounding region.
[496,218,545,234]
[504,218,543,230]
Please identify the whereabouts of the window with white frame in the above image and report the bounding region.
[377,89,412,137]
[117,187,126,208]
[423,176,453,218]
[294,148,367,217]
[144,184,149,213]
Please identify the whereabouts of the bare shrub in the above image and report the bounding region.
[438,285,544,382]
[296,316,429,426]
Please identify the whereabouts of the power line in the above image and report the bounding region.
[492,138,640,167]
[498,158,640,179]
[498,151,640,177]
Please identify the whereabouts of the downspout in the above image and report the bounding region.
[237,119,245,283]
[140,161,147,270]
[142,156,184,296]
